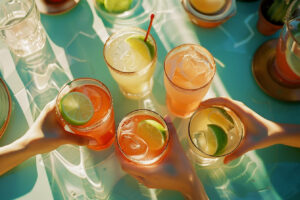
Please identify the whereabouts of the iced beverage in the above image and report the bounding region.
[56,78,115,151]
[164,44,216,118]
[188,105,244,165]
[117,109,169,165]
[104,27,157,99]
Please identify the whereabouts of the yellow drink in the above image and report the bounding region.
[188,106,244,165]
[104,27,157,99]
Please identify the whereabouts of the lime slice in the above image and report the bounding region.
[126,36,154,62]
[104,0,132,13]
[202,124,228,156]
[137,120,166,150]
[96,0,104,4]
[59,92,94,126]
[208,107,234,131]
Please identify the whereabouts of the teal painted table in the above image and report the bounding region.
[0,0,300,199]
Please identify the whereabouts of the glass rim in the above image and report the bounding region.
[181,0,236,22]
[103,27,157,75]
[55,77,113,132]
[164,43,216,92]
[285,0,300,46]
[0,0,35,30]
[0,78,12,138]
[94,0,141,18]
[188,105,244,158]
[116,109,170,165]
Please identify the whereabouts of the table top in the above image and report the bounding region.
[0,0,300,199]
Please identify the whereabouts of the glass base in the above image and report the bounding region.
[188,149,222,166]
[119,79,153,100]
[35,0,79,15]
[252,39,300,102]
[166,101,194,119]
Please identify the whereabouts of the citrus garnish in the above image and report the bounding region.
[104,0,133,13]
[126,36,154,61]
[208,107,234,131]
[96,0,104,4]
[59,92,94,126]
[137,119,166,150]
[205,124,228,156]
[189,0,226,14]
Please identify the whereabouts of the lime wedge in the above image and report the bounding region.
[126,36,154,62]
[59,92,94,126]
[137,120,166,150]
[96,0,104,4]
[104,0,132,13]
[203,124,228,156]
[208,107,234,131]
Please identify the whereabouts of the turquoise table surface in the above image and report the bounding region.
[0,0,300,199]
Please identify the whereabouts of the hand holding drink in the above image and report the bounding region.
[56,78,115,151]
[116,115,209,200]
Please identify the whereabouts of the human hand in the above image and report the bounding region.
[200,97,279,164]
[25,100,94,154]
[115,116,208,200]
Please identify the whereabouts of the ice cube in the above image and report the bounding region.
[120,133,148,160]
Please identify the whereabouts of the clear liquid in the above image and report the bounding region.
[0,10,46,57]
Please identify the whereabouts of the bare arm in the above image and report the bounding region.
[200,97,300,164]
[0,101,92,176]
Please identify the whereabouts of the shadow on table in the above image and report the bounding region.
[193,152,282,200]
[256,145,300,200]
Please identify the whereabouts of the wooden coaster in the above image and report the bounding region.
[252,39,300,102]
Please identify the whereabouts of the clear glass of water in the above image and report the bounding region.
[0,0,46,57]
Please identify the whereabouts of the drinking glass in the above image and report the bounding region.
[271,0,300,87]
[116,109,170,165]
[56,78,115,151]
[188,105,244,166]
[164,44,216,118]
[0,0,46,57]
[181,0,236,28]
[103,27,157,99]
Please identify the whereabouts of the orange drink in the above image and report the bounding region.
[273,19,300,86]
[56,78,115,151]
[117,109,169,165]
[164,44,216,118]
[189,0,226,14]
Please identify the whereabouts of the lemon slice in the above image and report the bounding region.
[137,119,166,150]
[59,92,94,126]
[208,107,234,131]
[104,0,132,13]
[202,124,228,156]
[126,36,154,63]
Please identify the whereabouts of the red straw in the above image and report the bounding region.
[144,14,155,42]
